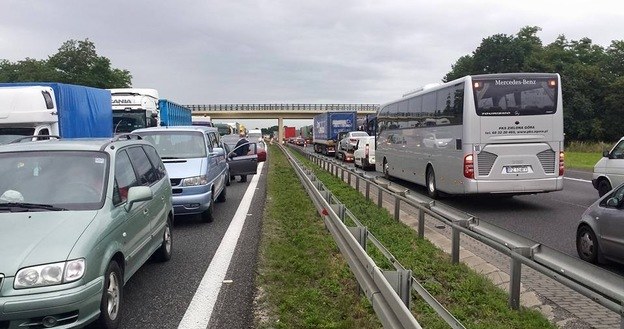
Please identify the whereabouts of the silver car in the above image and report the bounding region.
[577,182,624,264]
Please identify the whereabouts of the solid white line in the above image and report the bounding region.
[178,162,264,329]
[564,176,591,183]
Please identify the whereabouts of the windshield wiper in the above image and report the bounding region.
[0,202,68,212]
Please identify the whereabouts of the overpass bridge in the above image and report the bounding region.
[185,103,379,141]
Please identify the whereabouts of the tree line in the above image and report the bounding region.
[0,39,131,89]
[444,26,624,143]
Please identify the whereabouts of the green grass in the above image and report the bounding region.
[254,145,381,329]
[289,147,555,329]
[566,151,602,171]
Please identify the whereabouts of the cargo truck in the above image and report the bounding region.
[284,126,296,142]
[159,99,192,126]
[312,111,357,155]
[0,83,113,144]
[110,88,159,134]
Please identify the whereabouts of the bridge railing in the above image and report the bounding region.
[185,103,379,112]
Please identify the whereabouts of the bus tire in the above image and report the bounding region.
[383,158,392,180]
[426,167,439,199]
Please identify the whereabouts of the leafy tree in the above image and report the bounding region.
[0,39,131,88]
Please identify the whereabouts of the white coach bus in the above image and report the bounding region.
[376,73,564,198]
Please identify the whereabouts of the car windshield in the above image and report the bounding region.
[138,131,207,159]
[0,151,108,211]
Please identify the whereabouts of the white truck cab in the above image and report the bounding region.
[109,88,159,134]
[0,86,58,144]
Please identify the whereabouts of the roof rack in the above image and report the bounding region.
[9,135,61,144]
[114,133,142,141]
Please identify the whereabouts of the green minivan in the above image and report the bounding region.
[0,136,173,328]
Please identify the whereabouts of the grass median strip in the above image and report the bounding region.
[254,145,381,329]
[289,147,555,329]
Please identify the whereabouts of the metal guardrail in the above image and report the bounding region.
[280,144,466,329]
[287,144,624,329]
[185,103,379,113]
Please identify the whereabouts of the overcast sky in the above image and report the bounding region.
[2,0,623,129]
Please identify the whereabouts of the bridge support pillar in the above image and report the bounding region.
[278,117,284,144]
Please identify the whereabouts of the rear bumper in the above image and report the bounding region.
[466,176,564,194]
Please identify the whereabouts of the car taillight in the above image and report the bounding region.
[559,151,565,176]
[464,154,474,179]
[365,144,369,157]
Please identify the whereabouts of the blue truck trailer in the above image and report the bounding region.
[0,82,112,143]
[158,99,192,126]
[312,111,357,155]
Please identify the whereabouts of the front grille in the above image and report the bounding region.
[477,151,497,176]
[537,149,556,174]
[170,179,182,187]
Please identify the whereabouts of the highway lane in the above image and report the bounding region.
[87,164,267,329]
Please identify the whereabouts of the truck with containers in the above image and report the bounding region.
[284,126,296,142]
[158,99,192,126]
[0,83,113,144]
[312,111,357,156]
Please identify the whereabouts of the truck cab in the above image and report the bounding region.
[0,86,59,144]
[110,88,159,134]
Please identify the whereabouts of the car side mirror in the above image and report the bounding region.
[210,147,225,157]
[606,197,620,207]
[603,150,610,158]
[125,186,153,212]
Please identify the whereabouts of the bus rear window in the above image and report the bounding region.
[473,78,557,116]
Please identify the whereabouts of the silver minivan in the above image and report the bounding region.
[593,136,624,197]
[133,126,228,222]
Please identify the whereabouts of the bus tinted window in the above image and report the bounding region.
[473,78,557,116]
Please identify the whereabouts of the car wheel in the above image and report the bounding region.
[216,184,227,203]
[202,193,214,223]
[577,225,600,263]
[427,167,439,199]
[155,218,172,262]
[597,179,612,197]
[97,261,123,329]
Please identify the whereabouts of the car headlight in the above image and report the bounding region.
[183,175,208,186]
[14,259,86,289]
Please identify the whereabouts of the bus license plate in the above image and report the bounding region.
[504,165,531,174]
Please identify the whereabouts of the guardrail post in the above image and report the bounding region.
[382,269,413,308]
[341,167,345,181]
[451,227,460,264]
[377,187,383,208]
[508,246,531,310]
[348,226,368,252]
[394,197,401,221]
[347,171,351,185]
[418,209,425,239]
[355,174,360,191]
[366,181,370,200]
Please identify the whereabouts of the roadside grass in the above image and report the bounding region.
[254,145,381,329]
[289,147,555,329]
[566,151,602,171]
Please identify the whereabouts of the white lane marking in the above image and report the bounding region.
[178,162,264,329]
[564,177,591,183]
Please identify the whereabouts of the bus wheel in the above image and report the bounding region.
[427,167,439,199]
[383,159,391,180]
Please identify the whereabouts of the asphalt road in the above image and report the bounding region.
[97,163,268,329]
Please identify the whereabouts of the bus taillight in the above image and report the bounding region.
[559,151,565,176]
[464,154,474,179]
[548,79,557,88]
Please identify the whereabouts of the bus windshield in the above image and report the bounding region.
[473,77,557,116]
